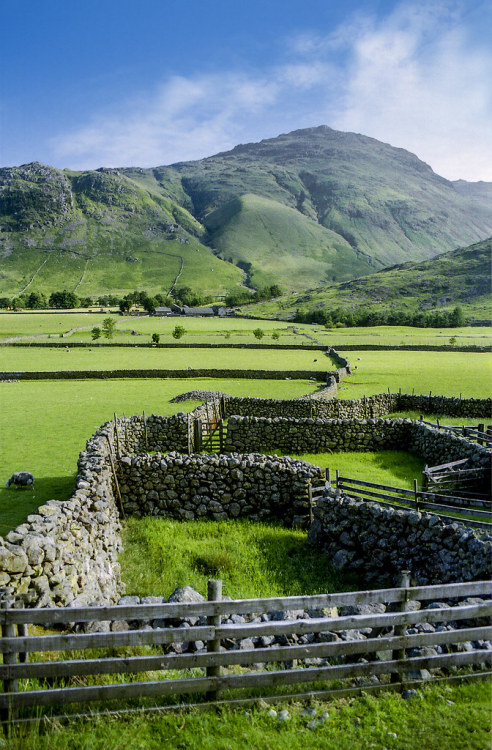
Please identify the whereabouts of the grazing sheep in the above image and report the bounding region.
[6,472,34,488]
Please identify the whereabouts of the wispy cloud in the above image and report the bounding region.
[51,1,492,180]
[328,2,492,180]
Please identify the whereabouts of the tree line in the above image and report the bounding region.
[293,305,467,328]
[0,284,283,312]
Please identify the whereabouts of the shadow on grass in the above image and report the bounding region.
[254,523,362,595]
[0,475,76,535]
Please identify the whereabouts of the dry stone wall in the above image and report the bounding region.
[0,384,490,609]
[117,452,324,526]
[308,488,492,585]
[224,414,491,477]
[114,413,189,454]
[0,422,124,608]
[219,392,491,420]
[225,416,411,454]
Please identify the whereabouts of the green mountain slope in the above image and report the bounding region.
[453,180,492,212]
[247,238,492,321]
[146,126,492,270]
[203,193,374,291]
[1,127,491,298]
[0,163,242,297]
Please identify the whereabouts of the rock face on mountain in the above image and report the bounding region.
[0,163,74,231]
[0,126,491,296]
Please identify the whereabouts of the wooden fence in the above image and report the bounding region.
[422,458,490,500]
[331,474,492,529]
[418,418,492,449]
[0,579,490,724]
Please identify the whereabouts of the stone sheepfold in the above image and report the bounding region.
[0,390,490,608]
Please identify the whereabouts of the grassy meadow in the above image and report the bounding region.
[337,350,492,399]
[0,344,333,372]
[0,312,298,344]
[121,517,359,599]
[0,377,320,533]
[1,312,491,349]
[287,450,425,490]
[5,680,491,750]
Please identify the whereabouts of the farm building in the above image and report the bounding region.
[154,307,173,316]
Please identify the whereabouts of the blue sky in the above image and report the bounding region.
[1,0,491,180]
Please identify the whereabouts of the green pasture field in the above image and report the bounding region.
[337,350,492,399]
[6,679,490,749]
[1,313,491,349]
[0,377,319,533]
[287,451,425,490]
[0,345,333,372]
[121,517,359,599]
[0,312,295,343]
[310,325,492,348]
[385,412,491,427]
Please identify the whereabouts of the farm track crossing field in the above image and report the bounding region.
[337,350,492,399]
[1,314,491,348]
[0,346,334,372]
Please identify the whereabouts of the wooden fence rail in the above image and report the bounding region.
[0,580,490,723]
[418,418,492,448]
[333,475,492,529]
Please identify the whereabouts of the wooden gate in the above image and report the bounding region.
[422,458,490,500]
[201,418,224,452]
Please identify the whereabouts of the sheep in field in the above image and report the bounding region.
[6,472,34,488]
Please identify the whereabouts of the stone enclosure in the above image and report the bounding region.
[0,385,490,609]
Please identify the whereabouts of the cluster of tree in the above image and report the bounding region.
[119,286,214,314]
[224,284,283,307]
[91,317,117,340]
[0,290,93,310]
[0,283,283,312]
[293,305,466,329]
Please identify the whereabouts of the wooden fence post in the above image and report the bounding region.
[478,424,484,446]
[326,467,331,486]
[0,591,18,723]
[335,469,339,490]
[422,466,428,493]
[104,436,126,520]
[413,479,419,511]
[114,413,120,459]
[194,420,202,452]
[206,579,222,702]
[391,570,411,684]
[219,420,224,453]
[308,484,314,525]
[143,410,148,450]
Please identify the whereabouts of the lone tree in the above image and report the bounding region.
[253,328,264,340]
[152,333,160,343]
[272,331,280,340]
[91,327,101,341]
[102,317,116,339]
[172,325,186,340]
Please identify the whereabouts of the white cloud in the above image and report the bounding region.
[329,3,492,180]
[50,2,492,181]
